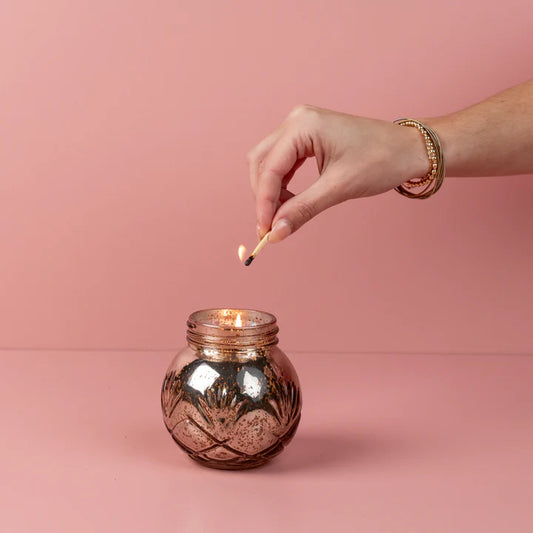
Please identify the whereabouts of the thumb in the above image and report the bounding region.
[268,172,342,243]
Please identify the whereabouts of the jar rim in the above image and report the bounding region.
[187,308,277,334]
[187,307,276,330]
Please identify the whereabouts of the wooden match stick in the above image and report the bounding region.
[244,231,271,266]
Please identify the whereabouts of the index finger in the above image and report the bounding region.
[247,130,280,198]
[255,137,300,237]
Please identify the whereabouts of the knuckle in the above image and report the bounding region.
[290,104,306,116]
[294,201,315,223]
[262,192,278,205]
[288,104,320,129]
[289,103,313,118]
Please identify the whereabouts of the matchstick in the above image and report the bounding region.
[244,231,271,266]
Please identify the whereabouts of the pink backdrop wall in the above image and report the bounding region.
[1,0,532,354]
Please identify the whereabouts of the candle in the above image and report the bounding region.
[161,308,302,470]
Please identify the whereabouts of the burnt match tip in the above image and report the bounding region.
[244,256,254,266]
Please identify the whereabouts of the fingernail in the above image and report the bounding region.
[269,219,292,243]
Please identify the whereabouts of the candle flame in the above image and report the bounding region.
[235,313,242,327]
[238,245,247,262]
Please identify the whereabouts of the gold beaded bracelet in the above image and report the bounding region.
[393,118,445,199]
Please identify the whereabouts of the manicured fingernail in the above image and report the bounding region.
[269,219,292,243]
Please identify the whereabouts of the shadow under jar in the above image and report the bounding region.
[161,309,302,470]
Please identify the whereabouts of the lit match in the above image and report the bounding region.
[239,231,271,266]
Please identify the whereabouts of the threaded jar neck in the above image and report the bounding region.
[186,309,279,356]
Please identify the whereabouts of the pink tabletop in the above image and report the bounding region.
[1,350,532,532]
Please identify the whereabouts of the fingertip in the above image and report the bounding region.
[256,200,277,240]
[269,219,292,243]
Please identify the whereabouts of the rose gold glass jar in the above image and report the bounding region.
[161,309,302,470]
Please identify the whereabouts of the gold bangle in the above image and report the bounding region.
[393,118,445,199]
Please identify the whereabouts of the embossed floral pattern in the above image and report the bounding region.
[162,356,301,469]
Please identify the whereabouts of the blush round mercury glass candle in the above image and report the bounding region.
[161,309,302,470]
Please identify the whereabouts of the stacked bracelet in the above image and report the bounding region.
[393,118,445,199]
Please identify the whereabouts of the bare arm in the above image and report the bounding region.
[425,80,533,177]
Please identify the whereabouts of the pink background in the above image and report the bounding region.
[1,0,532,353]
[2,3,533,531]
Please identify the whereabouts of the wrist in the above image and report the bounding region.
[401,124,431,181]
[419,117,456,176]
[392,118,446,199]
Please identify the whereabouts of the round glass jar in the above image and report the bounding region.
[161,309,302,470]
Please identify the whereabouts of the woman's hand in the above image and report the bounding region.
[247,105,428,242]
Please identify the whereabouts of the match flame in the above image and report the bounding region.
[235,313,242,327]
[238,245,247,262]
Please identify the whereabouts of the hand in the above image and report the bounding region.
[247,105,428,242]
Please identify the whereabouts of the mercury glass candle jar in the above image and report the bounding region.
[161,309,302,470]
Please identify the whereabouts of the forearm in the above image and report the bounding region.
[423,80,533,177]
